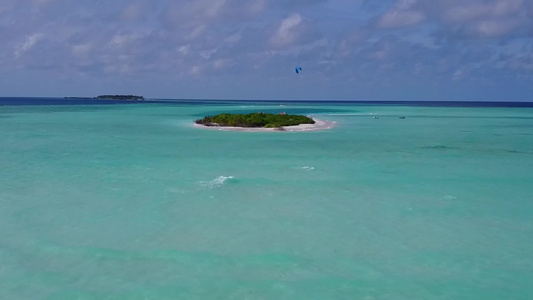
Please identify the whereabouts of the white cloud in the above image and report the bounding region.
[445,0,523,22]
[378,10,426,28]
[213,58,232,69]
[200,48,217,60]
[190,65,202,76]
[439,0,526,37]
[506,54,533,71]
[14,33,43,58]
[225,33,242,44]
[109,31,146,48]
[452,68,466,81]
[71,43,92,57]
[377,0,425,28]
[120,1,146,21]
[471,19,520,37]
[377,0,530,38]
[188,25,207,39]
[270,14,303,47]
[178,45,191,55]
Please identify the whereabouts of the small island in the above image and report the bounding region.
[96,95,144,101]
[195,112,315,129]
[65,95,145,101]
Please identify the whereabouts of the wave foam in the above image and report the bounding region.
[319,113,373,116]
[199,176,235,188]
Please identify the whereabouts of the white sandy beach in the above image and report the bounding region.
[192,118,336,132]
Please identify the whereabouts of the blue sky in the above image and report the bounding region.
[1,0,532,101]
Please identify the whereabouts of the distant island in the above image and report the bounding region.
[195,112,315,129]
[64,95,144,101]
[96,95,144,101]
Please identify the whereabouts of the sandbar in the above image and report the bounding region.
[192,118,336,132]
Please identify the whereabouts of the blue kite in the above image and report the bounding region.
[295,67,302,74]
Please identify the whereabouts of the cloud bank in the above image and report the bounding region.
[0,0,531,100]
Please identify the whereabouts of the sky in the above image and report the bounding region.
[0,0,532,101]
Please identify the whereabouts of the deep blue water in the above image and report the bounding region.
[1,97,532,107]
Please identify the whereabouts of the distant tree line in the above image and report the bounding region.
[96,95,144,100]
[195,113,315,128]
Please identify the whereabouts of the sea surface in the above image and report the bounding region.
[1,98,532,299]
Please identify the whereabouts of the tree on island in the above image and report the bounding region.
[96,95,144,100]
[195,112,315,128]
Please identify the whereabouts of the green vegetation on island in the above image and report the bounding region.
[195,112,315,128]
[65,95,145,100]
[96,95,144,101]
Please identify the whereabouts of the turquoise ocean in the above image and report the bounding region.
[1,98,532,299]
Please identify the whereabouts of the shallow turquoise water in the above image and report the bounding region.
[1,101,532,299]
